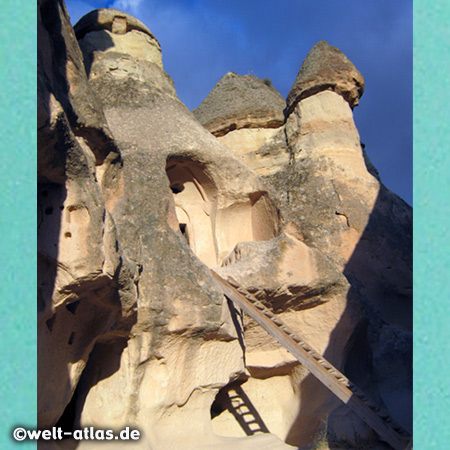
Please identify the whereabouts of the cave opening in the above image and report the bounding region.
[166,157,218,267]
[165,156,280,267]
[179,223,189,245]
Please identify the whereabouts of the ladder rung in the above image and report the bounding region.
[210,270,411,450]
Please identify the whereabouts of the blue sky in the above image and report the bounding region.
[65,0,413,205]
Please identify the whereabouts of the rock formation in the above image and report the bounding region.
[193,72,288,176]
[286,40,365,114]
[195,41,412,448]
[38,3,412,449]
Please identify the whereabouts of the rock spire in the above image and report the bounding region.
[286,40,365,115]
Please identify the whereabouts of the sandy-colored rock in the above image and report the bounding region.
[275,89,412,333]
[38,0,117,173]
[75,9,162,69]
[193,40,411,445]
[218,231,346,311]
[286,40,365,114]
[218,127,281,157]
[37,0,133,429]
[37,6,304,449]
[193,72,286,136]
[38,5,412,450]
[291,90,369,179]
[236,127,291,176]
[74,8,158,41]
[212,231,358,447]
[193,72,290,176]
[209,289,357,447]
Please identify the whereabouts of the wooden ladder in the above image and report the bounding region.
[211,270,412,450]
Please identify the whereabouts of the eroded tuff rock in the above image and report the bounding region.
[38,4,412,450]
[193,41,412,446]
[193,73,288,175]
[37,0,136,430]
[286,40,365,114]
[193,72,286,136]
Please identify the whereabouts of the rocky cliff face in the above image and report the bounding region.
[38,3,412,449]
[195,41,412,447]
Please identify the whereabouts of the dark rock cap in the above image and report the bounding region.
[74,8,160,47]
[192,72,286,137]
[286,41,365,114]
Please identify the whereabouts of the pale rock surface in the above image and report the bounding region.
[275,87,412,335]
[75,9,163,69]
[218,230,346,312]
[193,72,288,176]
[238,127,291,176]
[218,127,281,159]
[38,5,319,450]
[193,72,285,137]
[38,4,412,450]
[212,229,359,447]
[37,0,134,429]
[210,287,356,446]
[286,40,365,114]
[194,40,412,445]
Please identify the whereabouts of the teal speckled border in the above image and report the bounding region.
[0,1,37,448]
[414,0,450,449]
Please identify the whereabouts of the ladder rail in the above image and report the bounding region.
[211,270,411,450]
